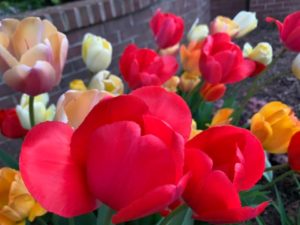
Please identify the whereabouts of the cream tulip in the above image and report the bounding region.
[82,33,112,73]
[210,16,239,37]
[233,11,258,38]
[187,19,209,42]
[16,93,55,130]
[243,42,273,65]
[292,53,300,79]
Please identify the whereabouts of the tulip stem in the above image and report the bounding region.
[265,163,289,172]
[258,170,294,191]
[29,96,35,128]
[232,47,287,125]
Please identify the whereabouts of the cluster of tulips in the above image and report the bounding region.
[0,7,300,225]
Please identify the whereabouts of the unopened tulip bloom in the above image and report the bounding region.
[20,87,192,222]
[288,131,300,172]
[187,19,209,42]
[200,33,255,84]
[0,17,68,96]
[184,126,268,223]
[119,44,178,89]
[292,53,300,79]
[16,93,55,130]
[0,167,46,225]
[82,33,112,73]
[180,41,202,75]
[251,101,300,154]
[210,108,234,126]
[150,9,184,49]
[179,72,200,92]
[159,43,180,56]
[210,16,239,37]
[69,79,87,91]
[55,89,112,129]
[163,76,180,92]
[0,108,27,138]
[89,70,124,95]
[200,82,226,102]
[243,42,273,66]
[266,11,300,52]
[233,11,258,38]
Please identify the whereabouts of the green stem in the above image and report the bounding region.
[258,170,294,191]
[36,218,48,225]
[29,95,35,128]
[232,47,287,125]
[159,204,187,225]
[265,163,289,172]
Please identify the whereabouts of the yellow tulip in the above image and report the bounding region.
[82,33,112,73]
[250,101,300,154]
[233,11,258,38]
[243,42,273,65]
[179,72,200,92]
[0,168,46,225]
[292,53,300,79]
[210,108,234,126]
[16,93,55,130]
[88,70,124,95]
[187,19,209,42]
[210,16,239,37]
[163,76,180,92]
[69,79,87,91]
[189,119,202,139]
[0,17,68,96]
[55,89,113,129]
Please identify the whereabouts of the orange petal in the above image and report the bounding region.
[20,43,52,67]
[12,17,43,58]
[42,19,57,40]
[0,45,18,72]
[211,108,234,126]
[0,19,20,38]
[250,113,273,144]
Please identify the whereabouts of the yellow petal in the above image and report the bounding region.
[211,108,234,126]
[42,20,57,40]
[163,76,180,92]
[250,113,273,144]
[0,214,15,225]
[0,205,23,222]
[28,203,46,222]
[69,79,87,91]
[7,195,34,220]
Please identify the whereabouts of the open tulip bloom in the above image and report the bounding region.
[1,8,300,225]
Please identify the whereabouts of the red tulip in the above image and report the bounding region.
[119,44,178,89]
[266,11,300,52]
[200,82,226,102]
[183,126,268,224]
[150,9,184,49]
[0,108,27,138]
[20,86,192,223]
[199,33,255,84]
[288,131,300,172]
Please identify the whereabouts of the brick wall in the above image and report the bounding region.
[0,0,210,159]
[210,0,247,18]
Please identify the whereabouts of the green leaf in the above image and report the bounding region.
[256,216,266,225]
[196,102,214,129]
[157,206,193,225]
[74,213,96,225]
[97,205,114,225]
[263,152,273,182]
[0,149,19,169]
[52,214,69,225]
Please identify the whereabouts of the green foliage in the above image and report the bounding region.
[0,149,19,169]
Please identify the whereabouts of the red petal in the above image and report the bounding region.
[225,59,255,84]
[286,27,300,51]
[200,54,222,84]
[112,175,189,224]
[131,86,192,140]
[288,131,300,171]
[20,122,97,217]
[86,121,180,210]
[71,95,149,167]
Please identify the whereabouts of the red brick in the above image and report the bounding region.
[79,6,90,27]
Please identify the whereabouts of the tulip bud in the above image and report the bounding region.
[288,131,300,172]
[210,108,234,126]
[163,76,180,92]
[89,70,124,95]
[200,82,226,102]
[16,93,56,130]
[243,42,273,65]
[179,72,200,92]
[0,109,27,138]
[69,79,87,91]
[233,11,258,38]
[82,33,112,73]
[159,43,180,56]
[292,53,300,79]
[210,16,239,37]
[187,19,209,42]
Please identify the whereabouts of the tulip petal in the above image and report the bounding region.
[112,175,189,224]
[0,44,18,72]
[20,122,97,217]
[42,19,58,40]
[131,86,192,140]
[20,43,52,67]
[288,131,300,171]
[200,55,222,84]
[87,121,179,210]
[286,27,300,52]
[281,11,300,41]
[3,61,56,96]
[225,59,255,83]
[71,95,149,166]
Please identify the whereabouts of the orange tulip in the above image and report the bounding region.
[200,82,226,102]
[210,108,234,126]
[251,101,300,154]
[55,89,112,129]
[0,167,46,225]
[0,17,68,96]
[180,41,202,75]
